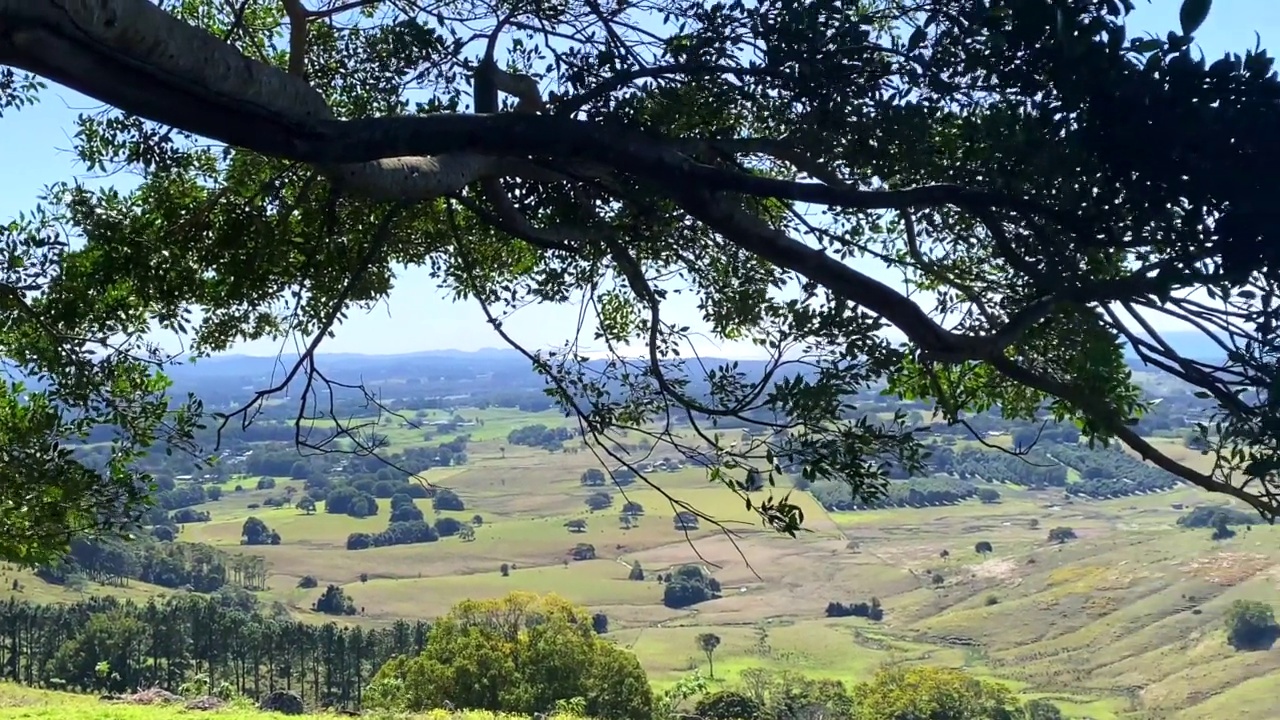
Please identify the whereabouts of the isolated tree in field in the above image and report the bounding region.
[432,490,465,512]
[696,632,722,678]
[975,541,994,557]
[313,585,357,616]
[240,517,280,546]
[1212,517,1236,541]
[295,497,316,515]
[976,488,1002,505]
[7,0,1280,562]
[564,518,587,533]
[1047,527,1077,544]
[1223,599,1280,651]
[584,492,613,511]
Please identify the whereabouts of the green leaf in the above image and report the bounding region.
[1179,0,1212,36]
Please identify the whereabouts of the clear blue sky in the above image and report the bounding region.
[0,2,1274,358]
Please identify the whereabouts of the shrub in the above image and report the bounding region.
[695,691,761,720]
[297,575,318,589]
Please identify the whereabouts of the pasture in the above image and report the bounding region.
[8,411,1280,720]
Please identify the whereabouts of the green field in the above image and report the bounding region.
[0,684,511,720]
[7,412,1280,720]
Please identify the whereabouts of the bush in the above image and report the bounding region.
[695,691,761,720]
[297,575,318,589]
[975,487,1001,504]
[1023,698,1065,720]
[591,612,609,634]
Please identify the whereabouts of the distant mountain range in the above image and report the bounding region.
[172,330,1227,380]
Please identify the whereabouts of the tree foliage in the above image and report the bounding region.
[364,592,652,719]
[1223,599,1280,651]
[3,0,1280,559]
[852,666,1020,720]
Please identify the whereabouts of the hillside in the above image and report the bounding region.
[4,351,1275,720]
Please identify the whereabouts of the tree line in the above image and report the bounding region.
[36,537,267,593]
[0,595,428,708]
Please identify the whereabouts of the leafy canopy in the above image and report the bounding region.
[1,0,1279,560]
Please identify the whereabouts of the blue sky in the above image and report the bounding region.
[0,1,1274,358]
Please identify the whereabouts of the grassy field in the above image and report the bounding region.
[6,417,1279,719]
[0,683,515,720]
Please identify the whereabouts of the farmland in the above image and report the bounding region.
[4,357,1277,719]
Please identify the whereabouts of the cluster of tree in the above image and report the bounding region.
[940,448,1069,488]
[1177,505,1258,529]
[313,585,358,616]
[36,537,266,593]
[0,595,428,707]
[1050,444,1180,497]
[579,467,638,487]
[347,521,439,550]
[809,477,979,511]
[153,483,215,512]
[506,424,576,450]
[241,517,281,546]
[323,487,382,519]
[170,508,212,524]
[694,665,1062,720]
[825,599,884,621]
[660,565,722,609]
[363,593,651,720]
